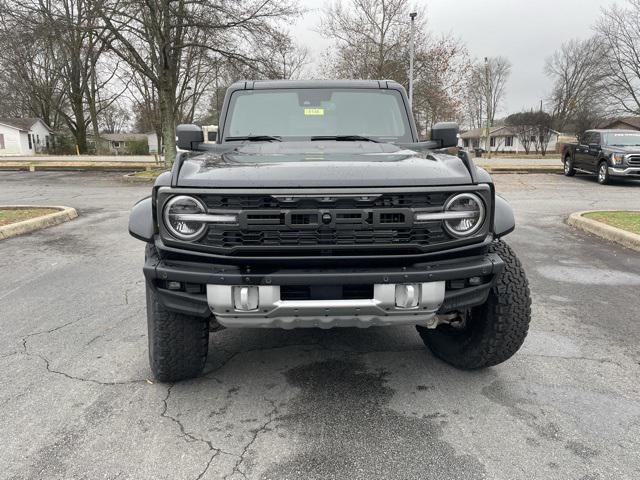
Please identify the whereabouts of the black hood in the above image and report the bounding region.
[176,141,473,188]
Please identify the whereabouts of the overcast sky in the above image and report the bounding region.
[292,0,619,116]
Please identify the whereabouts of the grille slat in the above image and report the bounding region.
[190,192,465,255]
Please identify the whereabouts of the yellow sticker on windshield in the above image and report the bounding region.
[304,108,325,116]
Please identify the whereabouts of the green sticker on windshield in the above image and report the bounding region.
[304,108,324,116]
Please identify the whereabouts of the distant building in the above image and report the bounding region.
[600,117,640,131]
[0,118,53,156]
[97,133,159,154]
[458,126,561,154]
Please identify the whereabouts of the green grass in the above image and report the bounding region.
[0,208,59,226]
[583,211,640,235]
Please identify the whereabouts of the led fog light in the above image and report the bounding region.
[395,283,420,309]
[233,286,259,311]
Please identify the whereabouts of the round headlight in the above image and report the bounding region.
[163,195,207,240]
[443,193,485,238]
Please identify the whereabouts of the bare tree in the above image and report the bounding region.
[506,110,553,156]
[545,37,607,131]
[92,0,301,164]
[596,0,640,115]
[470,56,511,154]
[319,0,469,134]
[465,68,485,129]
[0,8,65,128]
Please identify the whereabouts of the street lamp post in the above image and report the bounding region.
[409,12,417,108]
[484,56,492,159]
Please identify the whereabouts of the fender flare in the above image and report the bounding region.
[129,196,154,242]
[494,194,515,237]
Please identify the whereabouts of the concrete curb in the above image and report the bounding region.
[122,172,159,183]
[478,165,563,174]
[567,210,640,252]
[0,205,78,240]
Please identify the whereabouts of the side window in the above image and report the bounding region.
[28,134,32,149]
[591,133,601,145]
[0,133,4,149]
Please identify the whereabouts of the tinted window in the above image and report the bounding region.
[224,88,412,142]
[603,132,640,146]
[581,132,594,145]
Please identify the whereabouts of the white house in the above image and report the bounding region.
[95,132,160,154]
[459,126,562,154]
[0,118,53,156]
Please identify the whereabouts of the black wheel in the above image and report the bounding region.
[597,161,610,185]
[416,240,531,369]
[145,246,209,382]
[563,155,575,176]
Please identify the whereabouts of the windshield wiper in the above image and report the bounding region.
[224,135,282,142]
[311,135,380,143]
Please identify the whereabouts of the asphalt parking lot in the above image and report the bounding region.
[1,171,639,480]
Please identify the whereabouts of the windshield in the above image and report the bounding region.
[604,132,640,146]
[223,88,413,142]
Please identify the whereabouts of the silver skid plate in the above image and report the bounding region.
[206,282,445,329]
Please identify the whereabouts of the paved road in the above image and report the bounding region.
[0,171,639,480]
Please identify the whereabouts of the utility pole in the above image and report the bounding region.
[484,56,492,159]
[409,12,417,108]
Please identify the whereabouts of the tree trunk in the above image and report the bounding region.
[159,84,177,165]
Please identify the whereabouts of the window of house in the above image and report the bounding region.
[28,134,32,149]
[36,134,40,144]
[0,134,4,149]
[505,136,513,147]
[472,139,479,148]
[45,136,50,148]
[113,141,120,148]
[463,139,469,147]
[490,137,496,147]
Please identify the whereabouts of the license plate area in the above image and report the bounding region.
[280,284,374,301]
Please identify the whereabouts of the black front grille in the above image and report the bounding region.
[160,189,489,257]
[201,224,447,249]
[628,155,640,166]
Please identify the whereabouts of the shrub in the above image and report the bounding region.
[127,139,149,155]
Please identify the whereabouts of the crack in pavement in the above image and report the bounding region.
[226,398,280,480]
[19,315,148,386]
[161,384,238,480]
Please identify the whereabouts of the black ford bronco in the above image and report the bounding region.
[129,80,531,382]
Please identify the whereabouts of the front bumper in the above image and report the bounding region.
[609,166,640,177]
[144,250,504,328]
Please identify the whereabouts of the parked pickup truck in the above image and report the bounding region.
[129,80,531,382]
[562,129,640,184]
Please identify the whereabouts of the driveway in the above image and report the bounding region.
[0,172,639,480]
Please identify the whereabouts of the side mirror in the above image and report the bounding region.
[176,124,203,150]
[431,122,459,148]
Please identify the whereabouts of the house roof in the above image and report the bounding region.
[459,126,514,139]
[100,133,149,142]
[600,116,640,130]
[460,125,561,139]
[0,117,51,132]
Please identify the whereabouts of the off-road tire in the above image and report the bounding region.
[563,155,575,176]
[145,245,209,382]
[417,240,531,369]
